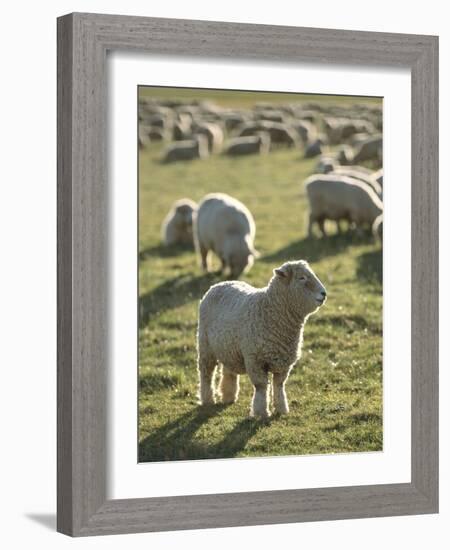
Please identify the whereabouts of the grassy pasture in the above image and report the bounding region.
[138,89,382,462]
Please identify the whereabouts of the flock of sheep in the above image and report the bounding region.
[141,95,383,418]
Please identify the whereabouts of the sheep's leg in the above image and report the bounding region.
[219,257,227,275]
[199,244,209,272]
[354,224,365,239]
[318,217,327,237]
[219,369,240,404]
[307,213,315,238]
[247,364,270,418]
[273,372,290,415]
[198,349,217,405]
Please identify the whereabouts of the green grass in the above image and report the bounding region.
[139,85,381,109]
[138,92,383,462]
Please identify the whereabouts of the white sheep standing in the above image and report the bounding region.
[305,174,383,237]
[197,260,327,418]
[161,198,198,246]
[194,122,224,153]
[352,134,383,164]
[330,168,383,198]
[162,134,209,163]
[224,134,270,156]
[194,193,259,278]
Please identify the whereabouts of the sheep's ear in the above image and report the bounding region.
[274,265,292,284]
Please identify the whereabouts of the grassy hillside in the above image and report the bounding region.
[138,90,383,462]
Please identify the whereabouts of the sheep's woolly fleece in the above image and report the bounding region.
[197,260,327,418]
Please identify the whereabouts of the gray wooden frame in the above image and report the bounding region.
[57,12,439,537]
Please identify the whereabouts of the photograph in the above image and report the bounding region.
[138,86,383,463]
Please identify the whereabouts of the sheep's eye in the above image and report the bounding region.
[299,276,307,282]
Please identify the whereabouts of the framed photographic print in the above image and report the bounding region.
[57,13,438,536]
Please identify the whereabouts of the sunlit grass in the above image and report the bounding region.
[138,92,382,462]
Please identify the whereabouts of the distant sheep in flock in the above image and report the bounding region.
[315,156,339,174]
[262,122,299,147]
[197,260,327,418]
[224,134,270,156]
[162,134,209,163]
[172,114,192,141]
[304,138,323,159]
[352,134,383,164]
[336,145,354,166]
[294,120,317,145]
[236,121,298,147]
[305,174,383,237]
[194,122,224,153]
[194,193,259,278]
[330,168,383,198]
[161,199,198,246]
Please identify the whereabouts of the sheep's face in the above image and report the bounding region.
[224,236,258,279]
[229,250,254,279]
[175,203,195,228]
[274,260,327,316]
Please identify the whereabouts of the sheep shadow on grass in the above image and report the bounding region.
[139,272,218,329]
[139,405,264,462]
[139,242,194,261]
[260,233,366,265]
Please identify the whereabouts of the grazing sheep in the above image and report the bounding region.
[197,260,327,417]
[147,112,175,133]
[141,126,166,141]
[221,112,250,132]
[297,110,318,123]
[162,135,209,163]
[194,193,258,278]
[261,122,299,147]
[316,156,339,174]
[194,122,224,153]
[236,121,298,147]
[235,122,263,138]
[255,109,285,123]
[330,168,383,198]
[224,134,270,156]
[336,145,354,166]
[172,113,192,141]
[305,174,383,237]
[304,138,323,158]
[323,117,345,145]
[352,135,383,163]
[294,120,317,145]
[161,199,198,246]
